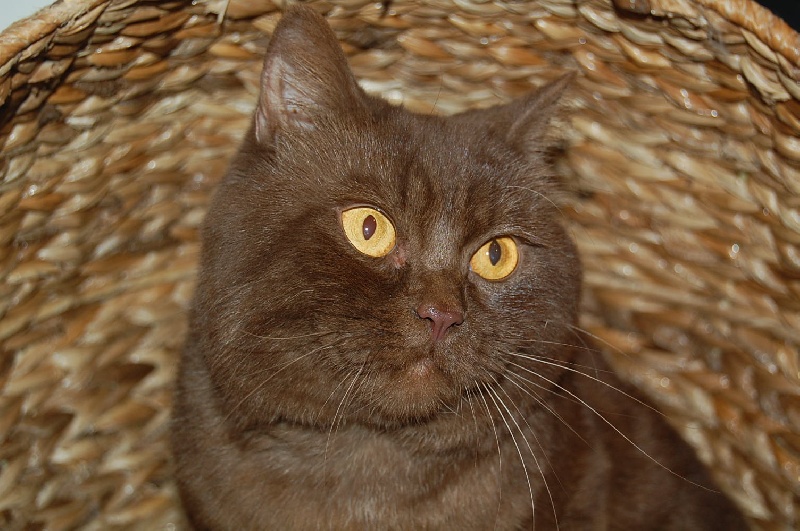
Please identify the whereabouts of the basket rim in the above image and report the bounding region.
[693,0,800,66]
[0,0,105,69]
[0,0,799,71]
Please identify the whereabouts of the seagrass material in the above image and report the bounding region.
[0,0,798,529]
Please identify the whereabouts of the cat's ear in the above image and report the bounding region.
[254,6,365,144]
[499,73,575,154]
[506,72,575,151]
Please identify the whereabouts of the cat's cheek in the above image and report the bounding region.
[465,273,522,310]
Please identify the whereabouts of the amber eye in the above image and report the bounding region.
[470,236,519,280]
[341,207,396,257]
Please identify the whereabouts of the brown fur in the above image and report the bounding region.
[171,6,748,530]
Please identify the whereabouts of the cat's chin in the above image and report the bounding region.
[368,357,460,424]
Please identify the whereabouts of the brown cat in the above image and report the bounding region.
[171,6,748,530]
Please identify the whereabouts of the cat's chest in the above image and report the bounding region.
[245,423,535,529]
[254,424,455,493]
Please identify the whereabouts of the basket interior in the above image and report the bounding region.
[0,0,799,528]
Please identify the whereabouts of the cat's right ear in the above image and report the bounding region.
[254,6,366,144]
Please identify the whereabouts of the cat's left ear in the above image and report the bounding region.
[254,6,367,144]
[499,73,575,155]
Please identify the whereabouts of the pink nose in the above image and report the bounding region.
[416,304,464,342]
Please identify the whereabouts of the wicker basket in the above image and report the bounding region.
[1,0,798,529]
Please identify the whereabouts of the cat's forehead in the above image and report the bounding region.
[361,113,543,222]
[272,106,557,245]
[316,113,554,260]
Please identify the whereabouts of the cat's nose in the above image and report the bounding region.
[416,304,464,342]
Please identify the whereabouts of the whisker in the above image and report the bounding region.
[505,351,663,417]
[238,329,337,341]
[504,371,588,449]
[483,384,537,530]
[507,359,714,491]
[506,184,564,218]
[511,337,614,366]
[496,383,562,529]
[430,82,443,115]
[230,334,357,381]
[503,359,584,409]
[315,367,360,425]
[475,380,504,530]
[463,391,481,464]
[325,361,367,461]
[509,345,615,378]
[566,323,632,359]
[222,342,341,424]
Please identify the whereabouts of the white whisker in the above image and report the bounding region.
[507,358,713,491]
[566,323,631,360]
[475,381,504,530]
[315,367,359,425]
[483,384,538,530]
[505,351,662,417]
[506,184,564,218]
[325,361,367,461]
[463,391,481,464]
[222,342,341,424]
[505,370,588,448]
[239,329,336,341]
[495,383,561,529]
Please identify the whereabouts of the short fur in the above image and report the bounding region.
[171,6,748,530]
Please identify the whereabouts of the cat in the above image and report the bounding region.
[170,6,748,530]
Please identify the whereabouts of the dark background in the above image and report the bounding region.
[756,1,800,30]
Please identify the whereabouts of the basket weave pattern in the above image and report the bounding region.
[0,0,798,529]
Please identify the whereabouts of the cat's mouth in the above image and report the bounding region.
[369,355,456,422]
[406,357,437,381]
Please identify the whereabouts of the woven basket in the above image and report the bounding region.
[1,0,798,529]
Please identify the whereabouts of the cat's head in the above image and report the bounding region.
[192,6,580,430]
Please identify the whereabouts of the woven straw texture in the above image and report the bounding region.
[1,0,798,529]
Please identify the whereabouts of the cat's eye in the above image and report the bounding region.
[341,206,396,258]
[470,237,519,280]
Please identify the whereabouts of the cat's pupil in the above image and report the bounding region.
[489,240,501,266]
[363,215,377,240]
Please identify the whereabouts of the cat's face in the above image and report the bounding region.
[192,8,580,430]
